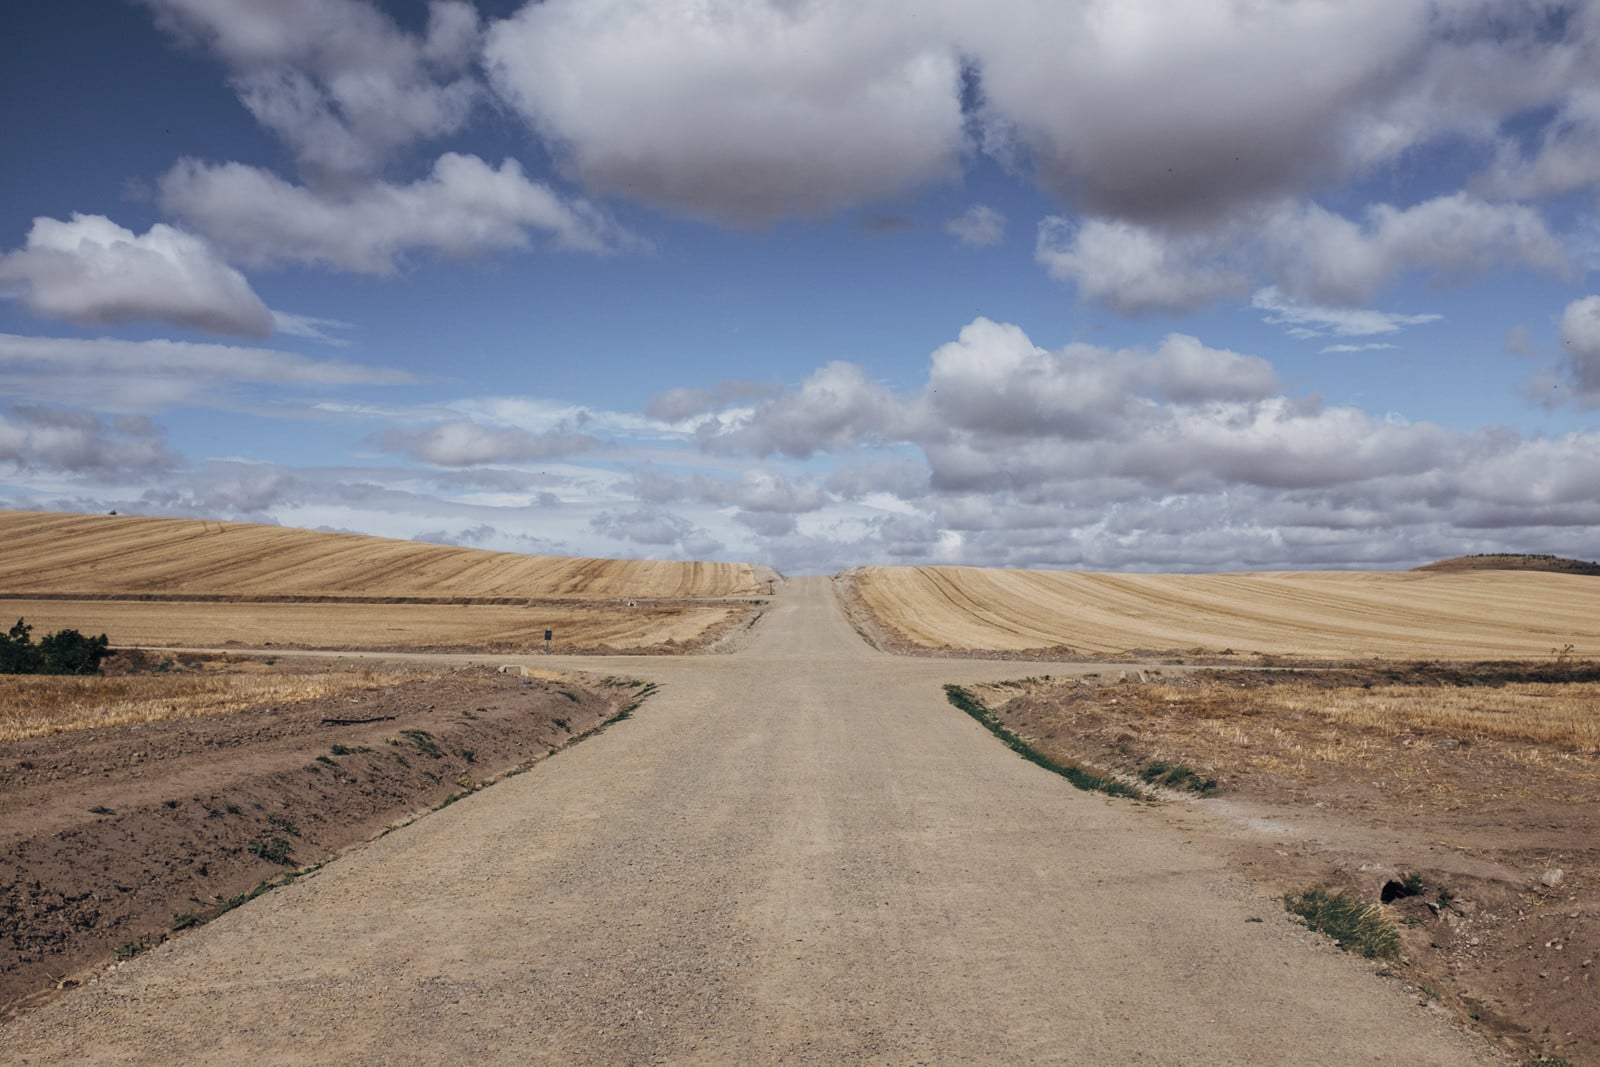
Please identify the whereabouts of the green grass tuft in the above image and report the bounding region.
[1139,760,1218,795]
[246,836,295,866]
[944,685,1145,800]
[1284,888,1400,959]
[399,729,442,758]
[114,937,152,960]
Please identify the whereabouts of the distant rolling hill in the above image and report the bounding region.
[1413,554,1600,577]
[0,510,772,601]
[844,564,1600,661]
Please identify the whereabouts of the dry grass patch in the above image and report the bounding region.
[0,668,435,741]
[1136,679,1600,753]
[1,598,750,653]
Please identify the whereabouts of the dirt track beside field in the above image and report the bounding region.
[4,579,1498,1064]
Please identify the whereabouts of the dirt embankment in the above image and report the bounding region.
[966,666,1598,1065]
[0,658,648,1019]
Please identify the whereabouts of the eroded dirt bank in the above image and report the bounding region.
[0,659,645,1017]
[965,667,1597,1065]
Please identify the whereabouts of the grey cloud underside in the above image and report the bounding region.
[0,215,273,337]
[0,407,178,477]
[478,0,1600,229]
[375,420,597,467]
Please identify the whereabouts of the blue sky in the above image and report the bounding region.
[2,0,1599,573]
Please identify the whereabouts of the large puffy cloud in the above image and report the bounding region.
[670,316,1600,569]
[922,318,1278,440]
[142,0,480,180]
[376,420,597,467]
[0,214,272,337]
[699,361,903,457]
[160,153,637,274]
[966,0,1433,222]
[476,0,1600,228]
[0,406,178,476]
[484,0,967,226]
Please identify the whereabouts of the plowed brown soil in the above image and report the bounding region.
[845,565,1600,660]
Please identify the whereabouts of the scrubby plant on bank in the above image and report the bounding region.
[1284,888,1401,959]
[0,618,110,675]
[944,684,1145,799]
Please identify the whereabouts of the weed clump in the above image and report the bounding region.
[1284,888,1400,959]
[399,729,442,757]
[1139,760,1218,795]
[944,685,1144,800]
[246,836,295,866]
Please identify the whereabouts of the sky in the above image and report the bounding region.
[2,0,1600,575]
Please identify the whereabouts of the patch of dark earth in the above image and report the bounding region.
[0,665,644,1020]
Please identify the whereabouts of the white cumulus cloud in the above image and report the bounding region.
[160,153,640,274]
[0,214,273,337]
[484,0,967,226]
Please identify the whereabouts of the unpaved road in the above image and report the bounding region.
[6,578,1496,1064]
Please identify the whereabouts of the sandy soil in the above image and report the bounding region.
[2,580,1498,1064]
[0,658,639,1017]
[964,668,1597,1065]
[843,564,1600,660]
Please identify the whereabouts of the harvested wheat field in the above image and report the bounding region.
[0,511,775,652]
[844,565,1600,660]
[0,510,772,600]
[2,597,749,654]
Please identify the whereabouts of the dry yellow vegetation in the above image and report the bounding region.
[849,565,1600,660]
[1131,679,1600,754]
[0,510,771,599]
[0,667,434,741]
[3,598,743,652]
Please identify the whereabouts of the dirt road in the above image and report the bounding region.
[6,578,1496,1063]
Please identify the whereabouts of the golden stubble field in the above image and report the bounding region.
[845,564,1600,660]
[0,511,775,652]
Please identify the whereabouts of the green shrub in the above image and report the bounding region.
[0,618,110,675]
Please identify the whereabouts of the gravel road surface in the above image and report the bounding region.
[6,578,1497,1064]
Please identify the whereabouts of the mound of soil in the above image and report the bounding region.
[0,663,644,1018]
